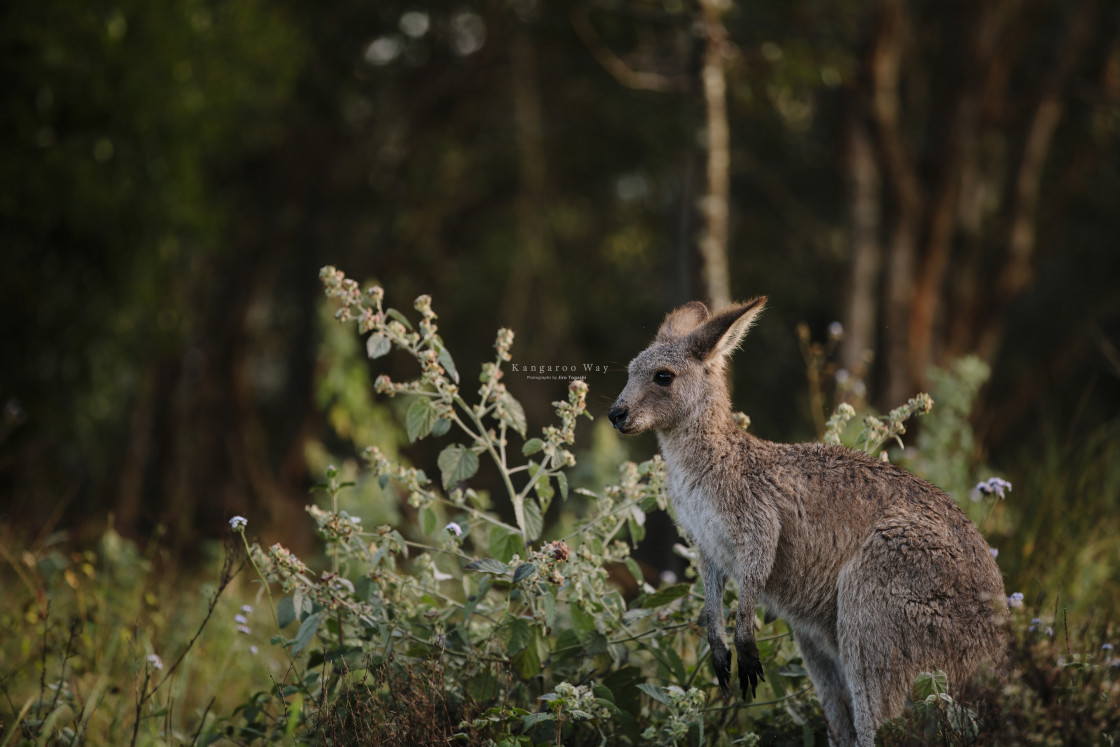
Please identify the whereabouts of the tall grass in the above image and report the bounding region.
[997,418,1120,618]
[0,527,270,745]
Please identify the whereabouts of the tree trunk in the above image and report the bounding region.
[504,27,567,351]
[976,0,1097,363]
[697,0,732,312]
[868,0,923,406]
[840,109,881,390]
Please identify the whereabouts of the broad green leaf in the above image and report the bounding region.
[419,505,438,535]
[570,604,595,636]
[623,558,645,588]
[521,438,544,456]
[365,333,390,359]
[292,611,323,655]
[540,591,556,629]
[592,684,614,703]
[523,497,543,541]
[552,629,582,663]
[489,526,523,562]
[521,712,555,730]
[431,417,452,437]
[637,682,671,705]
[512,562,536,583]
[467,670,500,701]
[638,582,692,609]
[500,617,533,656]
[602,667,644,716]
[406,398,438,442]
[464,558,510,575]
[293,588,309,619]
[385,307,412,330]
[535,475,554,506]
[556,471,569,500]
[502,393,527,436]
[276,596,296,629]
[581,630,608,656]
[627,515,645,543]
[663,645,687,685]
[437,444,479,490]
[512,637,541,678]
[913,670,949,700]
[437,345,459,384]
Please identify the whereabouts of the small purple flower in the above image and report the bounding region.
[445,522,462,537]
[1028,618,1052,636]
[249,645,259,655]
[235,614,249,625]
[1103,643,1115,652]
[240,604,253,614]
[975,477,1012,500]
[237,624,251,635]
[1007,592,1024,609]
[146,654,164,671]
[229,515,248,531]
[989,547,999,558]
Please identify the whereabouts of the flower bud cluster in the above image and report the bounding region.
[640,686,707,741]
[363,446,432,493]
[250,543,313,593]
[320,266,364,310]
[307,505,364,548]
[858,393,935,455]
[823,402,856,445]
[358,307,383,334]
[413,294,435,320]
[547,682,611,721]
[494,328,514,362]
[373,374,424,397]
[530,540,571,585]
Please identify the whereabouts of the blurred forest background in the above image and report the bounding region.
[2,0,1119,580]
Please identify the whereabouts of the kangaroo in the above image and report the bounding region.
[608,298,1008,746]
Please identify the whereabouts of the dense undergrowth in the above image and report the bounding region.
[2,269,1118,745]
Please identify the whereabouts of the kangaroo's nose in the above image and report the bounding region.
[608,405,629,430]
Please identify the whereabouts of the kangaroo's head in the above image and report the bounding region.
[608,297,766,435]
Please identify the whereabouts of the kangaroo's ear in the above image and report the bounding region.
[686,297,767,360]
[656,301,710,343]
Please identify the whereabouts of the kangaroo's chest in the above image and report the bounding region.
[668,469,739,578]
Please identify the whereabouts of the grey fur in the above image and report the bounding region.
[608,299,1009,746]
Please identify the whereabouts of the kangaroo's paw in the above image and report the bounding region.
[712,646,733,697]
[738,648,766,699]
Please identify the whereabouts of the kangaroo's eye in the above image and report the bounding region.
[653,370,675,387]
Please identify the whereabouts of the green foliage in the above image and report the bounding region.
[0,527,257,745]
[996,418,1120,616]
[822,393,933,457]
[907,356,992,502]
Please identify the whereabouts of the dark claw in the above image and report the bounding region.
[712,647,733,697]
[738,651,766,700]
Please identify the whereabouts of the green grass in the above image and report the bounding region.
[0,527,277,746]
